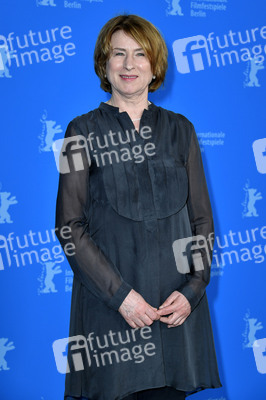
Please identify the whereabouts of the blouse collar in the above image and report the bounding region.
[99,101,156,115]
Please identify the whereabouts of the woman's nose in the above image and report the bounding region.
[123,53,134,70]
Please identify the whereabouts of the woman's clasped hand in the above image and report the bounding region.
[119,289,191,328]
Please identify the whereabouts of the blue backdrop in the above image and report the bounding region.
[1,0,266,399]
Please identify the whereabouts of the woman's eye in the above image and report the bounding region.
[136,53,145,56]
[114,52,124,56]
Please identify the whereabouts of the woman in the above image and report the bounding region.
[55,14,222,400]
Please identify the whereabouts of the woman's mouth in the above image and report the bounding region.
[120,75,138,81]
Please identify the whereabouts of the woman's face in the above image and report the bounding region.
[105,30,153,99]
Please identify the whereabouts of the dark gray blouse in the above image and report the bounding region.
[55,101,222,399]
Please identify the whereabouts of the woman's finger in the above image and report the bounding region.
[159,315,174,324]
[125,318,138,329]
[146,306,160,320]
[133,317,146,328]
[157,305,175,316]
[141,314,154,326]
[168,314,188,328]
[159,291,178,309]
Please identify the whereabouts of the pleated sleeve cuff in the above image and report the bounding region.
[178,284,205,313]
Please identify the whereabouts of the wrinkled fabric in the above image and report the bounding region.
[55,101,222,400]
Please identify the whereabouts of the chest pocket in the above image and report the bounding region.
[101,157,188,221]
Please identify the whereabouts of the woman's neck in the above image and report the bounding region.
[106,93,151,131]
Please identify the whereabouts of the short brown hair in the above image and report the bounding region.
[94,14,168,93]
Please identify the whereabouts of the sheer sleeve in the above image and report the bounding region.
[55,119,132,311]
[178,122,215,312]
